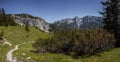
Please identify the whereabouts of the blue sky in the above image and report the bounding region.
[0,0,105,23]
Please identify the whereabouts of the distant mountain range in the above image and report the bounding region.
[10,14,103,32]
[52,16,103,30]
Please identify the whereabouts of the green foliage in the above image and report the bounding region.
[0,45,10,62]
[0,31,3,39]
[0,8,17,26]
[33,29,115,57]
[100,0,120,47]
[25,23,30,32]
[15,42,120,62]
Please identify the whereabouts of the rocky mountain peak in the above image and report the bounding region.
[52,16,103,30]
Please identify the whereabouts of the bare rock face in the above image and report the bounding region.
[12,14,50,33]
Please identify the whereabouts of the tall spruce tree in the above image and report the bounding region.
[0,8,6,26]
[2,8,8,26]
[0,8,17,26]
[100,0,120,47]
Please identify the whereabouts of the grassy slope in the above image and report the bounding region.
[0,26,50,62]
[0,26,120,62]
[0,26,50,45]
[0,45,10,62]
[76,48,120,62]
[15,43,120,62]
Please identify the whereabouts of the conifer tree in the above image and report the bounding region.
[100,0,120,46]
[0,8,5,26]
[0,8,17,26]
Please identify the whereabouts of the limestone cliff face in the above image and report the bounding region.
[12,14,50,33]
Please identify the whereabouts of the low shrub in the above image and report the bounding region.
[33,29,115,56]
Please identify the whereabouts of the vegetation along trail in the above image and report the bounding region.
[6,42,32,62]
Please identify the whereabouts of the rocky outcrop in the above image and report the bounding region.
[12,14,50,33]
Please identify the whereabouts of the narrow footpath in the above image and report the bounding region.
[6,44,20,62]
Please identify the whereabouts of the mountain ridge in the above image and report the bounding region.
[9,13,103,32]
[52,16,103,30]
[12,14,50,33]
